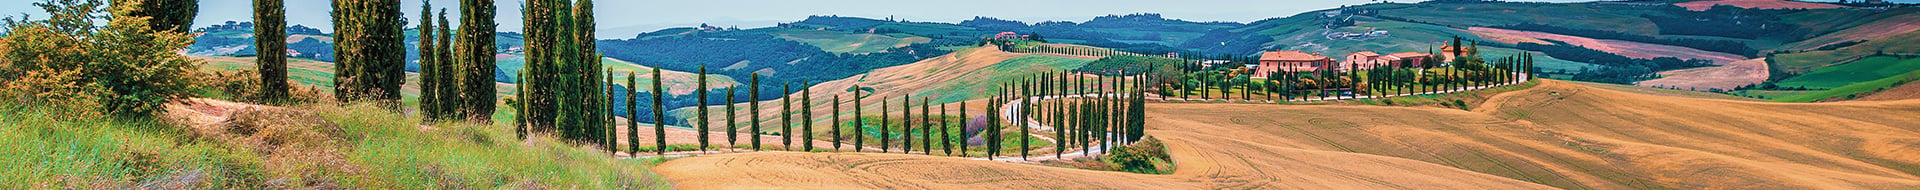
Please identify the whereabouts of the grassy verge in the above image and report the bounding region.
[0,102,671,188]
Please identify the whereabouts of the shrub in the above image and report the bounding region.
[1103,136,1172,174]
[0,0,201,118]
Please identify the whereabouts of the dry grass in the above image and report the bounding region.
[652,79,1920,189]
[1636,58,1771,91]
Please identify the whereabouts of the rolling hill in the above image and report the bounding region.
[652,79,1920,189]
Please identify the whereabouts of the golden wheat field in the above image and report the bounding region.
[647,80,1920,189]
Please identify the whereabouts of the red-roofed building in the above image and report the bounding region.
[1253,51,1334,78]
[1340,51,1387,71]
[993,32,1020,40]
[1385,52,1433,68]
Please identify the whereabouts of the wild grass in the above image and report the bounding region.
[0,101,672,188]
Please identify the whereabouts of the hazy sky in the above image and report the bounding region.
[2,0,1911,38]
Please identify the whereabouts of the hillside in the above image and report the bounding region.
[653,80,1920,189]
[670,45,1097,133]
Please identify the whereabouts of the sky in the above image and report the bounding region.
[2,0,1913,39]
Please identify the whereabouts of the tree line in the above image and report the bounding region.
[1157,36,1536,102]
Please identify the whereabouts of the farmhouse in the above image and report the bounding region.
[1340,51,1387,71]
[993,32,1021,40]
[1253,51,1334,78]
[1386,52,1433,68]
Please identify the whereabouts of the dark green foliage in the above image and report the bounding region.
[118,0,197,33]
[417,1,440,119]
[920,98,930,155]
[1106,136,1171,174]
[698,66,709,151]
[940,103,952,156]
[457,0,498,121]
[957,101,967,156]
[881,96,890,153]
[518,0,554,133]
[255,0,288,103]
[901,94,912,153]
[331,0,406,105]
[832,95,841,150]
[803,80,814,151]
[726,87,738,148]
[628,72,639,154]
[433,8,456,120]
[654,66,665,155]
[853,86,864,152]
[781,82,792,149]
[750,74,762,151]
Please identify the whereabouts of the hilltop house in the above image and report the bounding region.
[993,32,1021,40]
[1340,51,1387,71]
[1385,52,1433,68]
[1253,51,1334,78]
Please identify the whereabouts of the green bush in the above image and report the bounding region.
[0,0,201,118]
[1103,136,1173,174]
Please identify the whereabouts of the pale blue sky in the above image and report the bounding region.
[2,0,1908,38]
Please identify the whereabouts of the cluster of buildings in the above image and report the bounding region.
[1249,50,1437,79]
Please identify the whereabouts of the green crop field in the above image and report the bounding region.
[1775,56,1920,89]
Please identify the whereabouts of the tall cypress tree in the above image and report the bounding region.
[1020,79,1031,160]
[330,0,405,105]
[940,103,952,156]
[627,72,639,154]
[518,0,554,132]
[697,66,710,152]
[434,9,455,120]
[902,94,913,153]
[417,2,439,119]
[750,74,761,151]
[881,96,890,153]
[854,86,864,152]
[604,71,614,152]
[653,66,665,155]
[120,0,197,33]
[726,87,738,149]
[832,95,842,151]
[921,98,931,155]
[803,80,814,152]
[457,0,497,122]
[958,101,968,156]
[256,0,288,103]
[781,82,792,150]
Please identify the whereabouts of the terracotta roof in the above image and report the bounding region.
[1260,51,1331,62]
[1350,51,1380,57]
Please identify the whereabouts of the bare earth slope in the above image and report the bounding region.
[655,80,1920,189]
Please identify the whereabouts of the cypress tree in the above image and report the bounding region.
[627,72,639,154]
[803,80,814,152]
[519,0,553,132]
[958,101,968,156]
[940,103,952,156]
[605,71,614,152]
[782,82,792,150]
[515,70,527,139]
[727,87,738,149]
[750,74,761,151]
[330,0,405,105]
[921,98,931,155]
[435,9,456,120]
[902,94,913,153]
[854,86,864,152]
[653,66,665,155]
[881,96,890,153]
[418,2,439,119]
[698,66,710,152]
[458,0,497,121]
[120,0,198,33]
[257,0,288,103]
[1020,80,1031,160]
[832,95,842,150]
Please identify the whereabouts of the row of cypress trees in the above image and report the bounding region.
[1157,37,1535,103]
[512,0,606,144]
[316,0,494,120]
